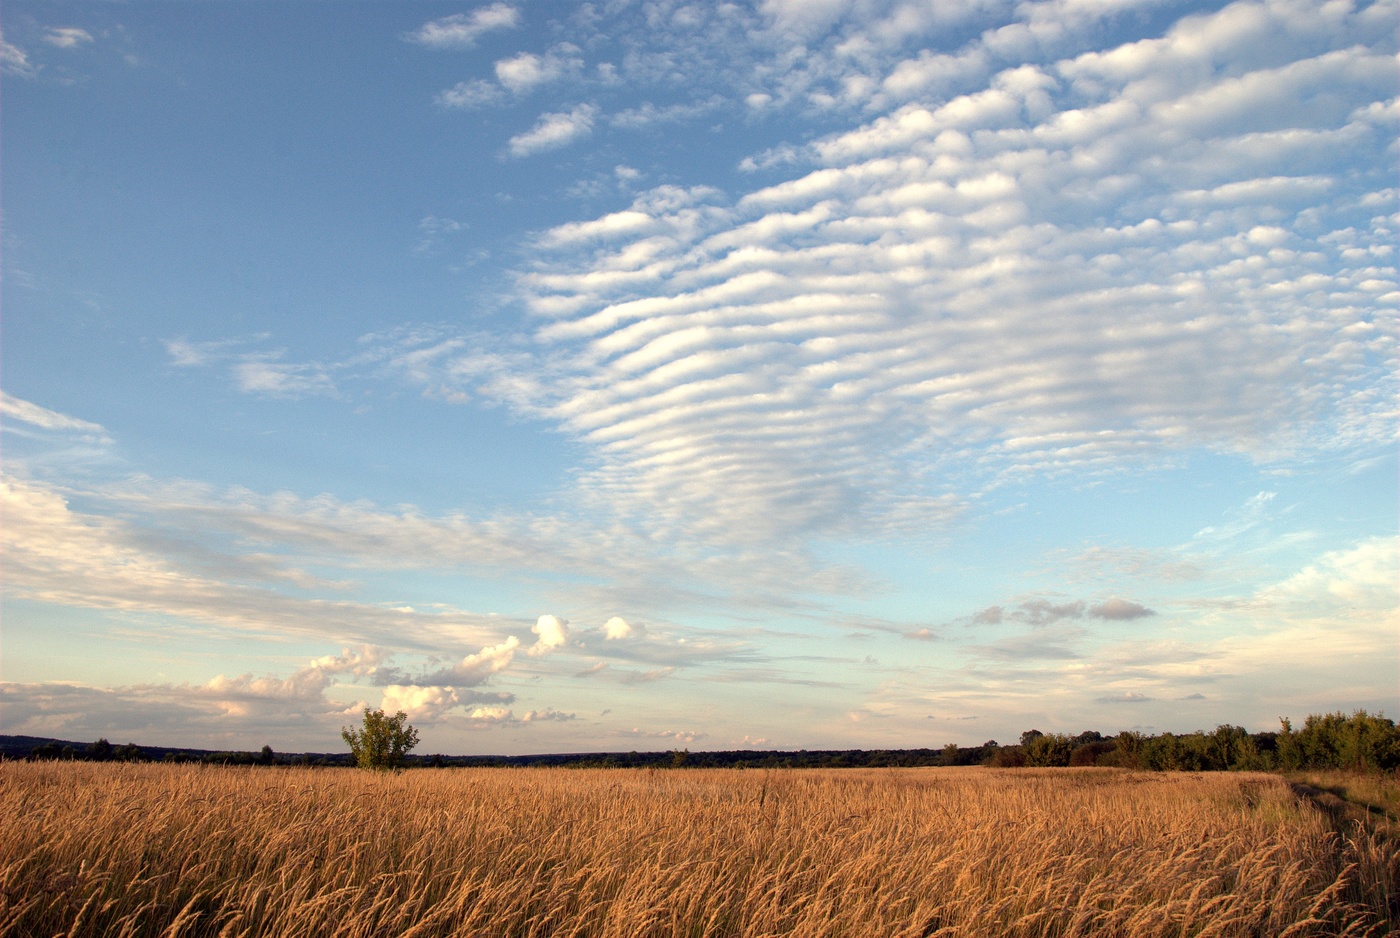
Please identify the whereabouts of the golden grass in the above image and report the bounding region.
[2,763,1394,937]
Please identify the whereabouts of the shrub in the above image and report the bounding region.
[1024,734,1074,767]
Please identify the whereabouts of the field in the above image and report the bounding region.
[2,763,1395,937]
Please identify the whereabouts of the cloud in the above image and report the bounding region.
[602,616,640,640]
[621,667,674,684]
[436,79,504,109]
[1096,692,1153,704]
[44,27,93,48]
[610,97,724,129]
[164,337,237,367]
[1088,598,1156,620]
[417,637,521,686]
[1,38,36,77]
[0,392,110,442]
[0,476,515,649]
[232,358,335,398]
[415,215,466,252]
[625,727,705,745]
[406,4,520,48]
[466,705,515,723]
[496,44,584,94]
[440,0,1395,559]
[378,685,462,720]
[528,615,569,655]
[0,647,389,746]
[507,104,598,157]
[973,630,1084,661]
[522,708,576,722]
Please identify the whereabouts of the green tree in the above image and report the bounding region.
[1024,733,1074,767]
[342,708,420,770]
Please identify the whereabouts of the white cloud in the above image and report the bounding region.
[495,44,583,94]
[529,615,569,655]
[603,616,641,640]
[406,4,520,48]
[379,684,462,720]
[507,104,598,157]
[522,708,576,722]
[437,79,504,109]
[420,636,521,686]
[467,705,515,722]
[0,392,109,440]
[232,358,336,398]
[44,27,93,48]
[0,476,512,649]
[1,38,36,77]
[439,0,1396,554]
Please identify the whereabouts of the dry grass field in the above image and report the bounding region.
[2,763,1395,937]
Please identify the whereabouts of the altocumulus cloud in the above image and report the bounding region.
[385,0,1395,561]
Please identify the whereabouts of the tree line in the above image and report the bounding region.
[13,710,1397,773]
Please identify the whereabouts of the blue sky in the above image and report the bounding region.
[2,0,1395,754]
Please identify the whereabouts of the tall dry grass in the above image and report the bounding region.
[1,763,1394,937]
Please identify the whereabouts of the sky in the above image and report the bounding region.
[1,0,1395,755]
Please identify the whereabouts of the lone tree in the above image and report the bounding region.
[342,708,419,770]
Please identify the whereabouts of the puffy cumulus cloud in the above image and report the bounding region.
[495,44,584,94]
[507,104,597,157]
[423,0,1397,556]
[603,616,641,640]
[418,636,520,685]
[522,708,577,722]
[529,615,570,656]
[466,705,515,723]
[405,4,520,48]
[439,44,586,108]
[378,685,462,720]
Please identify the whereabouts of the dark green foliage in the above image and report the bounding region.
[1024,733,1074,767]
[1069,741,1115,766]
[342,708,420,770]
[1278,711,1399,771]
[987,745,1027,767]
[113,743,144,762]
[9,709,1396,775]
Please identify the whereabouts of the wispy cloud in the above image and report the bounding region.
[0,392,109,441]
[44,27,93,49]
[0,38,37,77]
